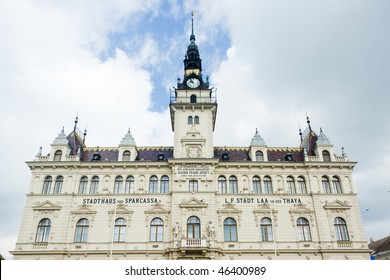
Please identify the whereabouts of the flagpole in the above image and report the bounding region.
[109,202,117,260]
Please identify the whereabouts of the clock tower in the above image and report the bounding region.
[170,14,217,159]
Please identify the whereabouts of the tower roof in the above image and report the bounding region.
[250,128,267,146]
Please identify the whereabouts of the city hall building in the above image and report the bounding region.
[12,20,370,260]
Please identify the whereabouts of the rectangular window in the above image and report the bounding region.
[189,180,198,192]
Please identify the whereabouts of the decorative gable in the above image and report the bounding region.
[179,197,208,208]
[32,200,62,212]
[323,200,352,210]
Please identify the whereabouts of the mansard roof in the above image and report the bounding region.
[75,146,305,163]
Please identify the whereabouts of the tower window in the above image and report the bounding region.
[122,150,131,161]
[190,94,197,103]
[322,150,331,162]
[194,116,199,124]
[54,150,62,161]
[255,150,264,161]
[188,116,193,124]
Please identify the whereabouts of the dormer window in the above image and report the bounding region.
[158,153,165,161]
[221,153,229,161]
[284,153,293,161]
[54,150,62,161]
[92,153,101,161]
[123,150,131,161]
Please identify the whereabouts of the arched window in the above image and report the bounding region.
[224,218,237,242]
[255,150,264,161]
[229,176,238,194]
[297,217,311,241]
[149,176,158,193]
[332,176,342,193]
[218,176,227,193]
[188,116,193,124]
[125,176,134,193]
[194,116,199,124]
[260,217,273,241]
[78,176,88,194]
[35,218,51,243]
[160,175,169,193]
[334,217,349,241]
[42,176,52,194]
[252,176,261,193]
[53,176,63,194]
[322,176,331,193]
[114,176,123,194]
[190,94,197,103]
[74,218,89,243]
[297,176,307,194]
[187,216,201,239]
[150,218,164,242]
[263,176,273,194]
[122,150,131,161]
[90,176,99,194]
[287,176,296,194]
[322,150,331,162]
[189,180,198,192]
[113,218,127,242]
[54,150,62,161]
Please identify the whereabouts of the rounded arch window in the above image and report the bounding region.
[322,150,331,162]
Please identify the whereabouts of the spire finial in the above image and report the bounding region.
[74,111,79,132]
[83,124,87,142]
[190,11,195,42]
[299,124,303,143]
[305,111,312,131]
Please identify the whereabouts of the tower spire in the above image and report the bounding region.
[191,11,195,41]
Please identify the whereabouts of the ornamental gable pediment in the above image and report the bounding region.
[217,203,242,215]
[324,200,351,210]
[179,197,208,208]
[108,204,134,215]
[32,200,62,211]
[71,204,97,215]
[289,203,313,214]
[253,203,278,215]
[144,203,170,215]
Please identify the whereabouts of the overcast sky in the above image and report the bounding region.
[1,0,389,259]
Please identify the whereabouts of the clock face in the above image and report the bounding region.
[186,77,200,88]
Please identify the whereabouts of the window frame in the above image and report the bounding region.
[334,217,349,241]
[74,218,89,243]
[113,176,123,194]
[260,217,273,242]
[78,176,88,194]
[149,175,158,193]
[263,176,273,194]
[218,176,227,193]
[187,216,201,239]
[189,179,198,192]
[113,218,127,243]
[53,176,63,194]
[229,176,238,194]
[42,176,52,194]
[89,176,99,194]
[296,217,312,242]
[160,176,169,193]
[125,176,134,194]
[223,217,237,242]
[150,218,164,242]
[252,176,261,193]
[35,218,51,243]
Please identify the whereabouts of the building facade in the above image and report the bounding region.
[12,20,370,260]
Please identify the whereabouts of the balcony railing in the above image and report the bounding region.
[181,237,207,247]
